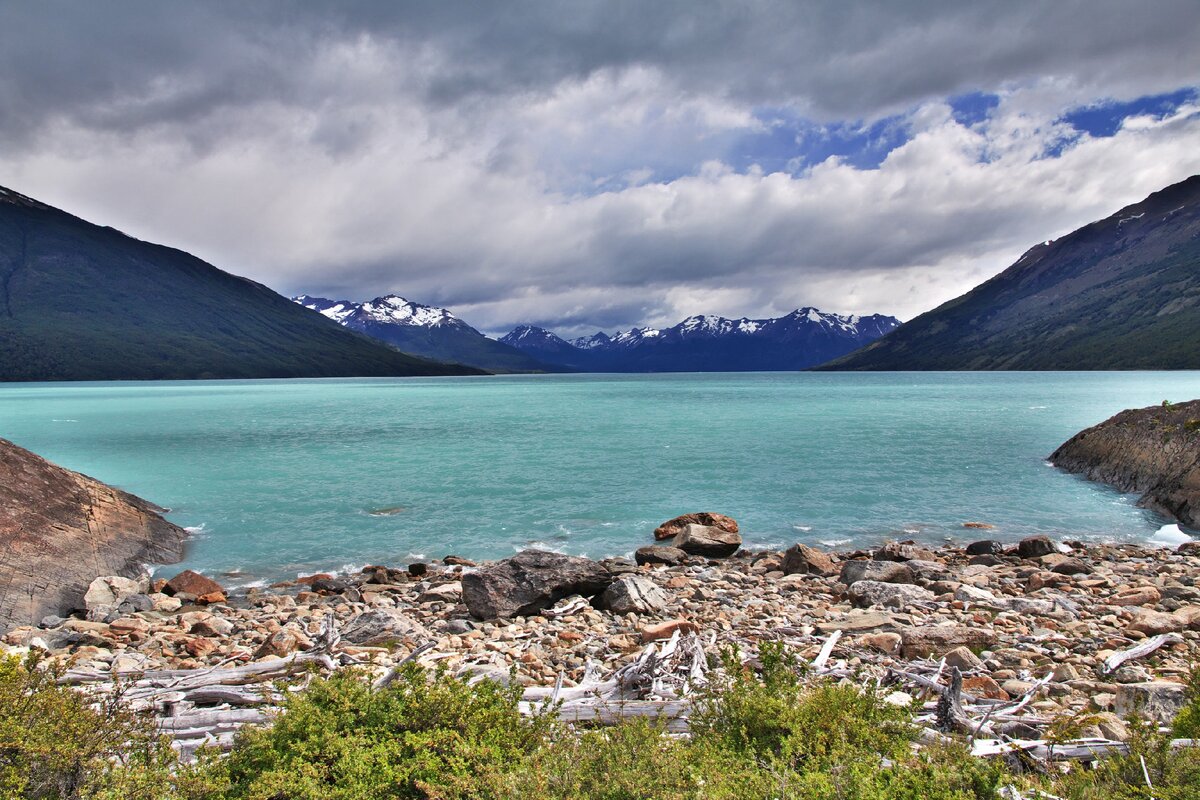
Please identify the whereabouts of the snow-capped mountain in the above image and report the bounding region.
[295,294,466,330]
[499,325,593,369]
[501,308,901,372]
[293,295,560,373]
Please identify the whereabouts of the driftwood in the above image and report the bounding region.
[49,607,1197,769]
[1101,633,1184,675]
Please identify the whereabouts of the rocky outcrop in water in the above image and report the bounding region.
[0,437,188,630]
[1051,400,1200,527]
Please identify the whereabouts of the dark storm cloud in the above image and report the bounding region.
[1,1,1199,334]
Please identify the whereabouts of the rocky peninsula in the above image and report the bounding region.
[0,437,188,631]
[1052,399,1200,527]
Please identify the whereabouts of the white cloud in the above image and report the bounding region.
[1,2,1198,337]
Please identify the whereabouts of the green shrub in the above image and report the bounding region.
[0,653,173,800]
[204,664,554,800]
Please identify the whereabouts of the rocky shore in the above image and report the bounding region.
[6,513,1200,742]
[1052,399,1200,527]
[0,437,188,631]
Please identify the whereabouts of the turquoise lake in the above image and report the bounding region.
[2,372,1197,587]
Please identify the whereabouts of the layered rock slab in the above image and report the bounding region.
[0,437,187,631]
[1051,400,1200,527]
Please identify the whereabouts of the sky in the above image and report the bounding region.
[1,1,1199,338]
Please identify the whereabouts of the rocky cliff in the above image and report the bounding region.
[0,437,188,630]
[1051,400,1200,527]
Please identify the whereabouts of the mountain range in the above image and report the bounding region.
[825,174,1200,370]
[0,185,478,380]
[499,310,901,371]
[293,294,559,373]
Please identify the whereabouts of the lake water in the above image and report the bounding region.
[2,372,1197,587]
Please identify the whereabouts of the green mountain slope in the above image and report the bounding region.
[0,186,481,380]
[823,175,1200,370]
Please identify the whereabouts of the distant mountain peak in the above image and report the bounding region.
[499,324,572,347]
[293,294,464,329]
[502,305,900,371]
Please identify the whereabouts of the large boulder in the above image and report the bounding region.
[1017,536,1057,558]
[672,524,741,558]
[165,570,225,600]
[0,437,188,632]
[342,608,429,646]
[847,580,934,609]
[461,550,613,619]
[83,575,146,611]
[780,544,836,576]
[1115,681,1187,724]
[599,575,668,614]
[839,560,914,586]
[653,512,738,541]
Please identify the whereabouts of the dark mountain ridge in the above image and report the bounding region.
[501,308,900,371]
[0,185,479,380]
[825,174,1200,370]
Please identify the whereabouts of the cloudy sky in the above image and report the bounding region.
[2,1,1199,337]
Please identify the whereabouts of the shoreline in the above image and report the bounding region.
[8,533,1200,740]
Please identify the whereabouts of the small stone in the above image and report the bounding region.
[942,645,984,671]
[962,675,1008,700]
[963,523,997,530]
[1111,586,1162,607]
[1050,557,1091,575]
[874,542,937,562]
[900,625,996,659]
[965,539,1003,554]
[859,632,902,654]
[634,546,688,566]
[839,560,914,586]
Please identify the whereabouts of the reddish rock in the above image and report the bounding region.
[653,512,738,541]
[443,555,477,567]
[963,522,996,530]
[781,543,836,576]
[165,570,225,599]
[875,542,938,562]
[1111,586,1161,606]
[195,591,228,605]
[295,573,333,586]
[0,437,187,631]
[899,625,996,659]
[963,675,1009,700]
[184,637,218,658]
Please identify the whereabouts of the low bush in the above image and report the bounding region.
[5,646,1200,799]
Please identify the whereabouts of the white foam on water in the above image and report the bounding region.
[792,525,813,532]
[1149,523,1192,547]
[518,541,567,554]
[820,538,852,547]
[51,419,79,422]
